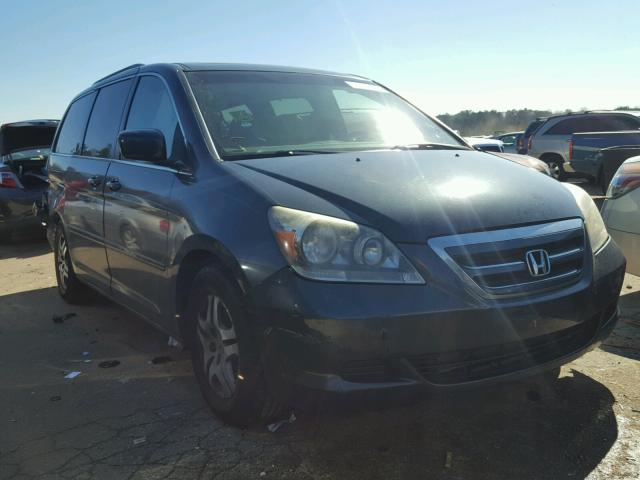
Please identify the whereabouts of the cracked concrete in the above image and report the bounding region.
[1,234,639,479]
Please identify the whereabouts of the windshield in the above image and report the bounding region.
[187,71,464,159]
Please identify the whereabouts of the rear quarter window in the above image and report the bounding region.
[600,115,640,131]
[54,93,96,155]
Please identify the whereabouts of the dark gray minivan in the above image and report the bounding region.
[46,63,625,425]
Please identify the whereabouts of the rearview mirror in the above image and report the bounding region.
[118,129,166,163]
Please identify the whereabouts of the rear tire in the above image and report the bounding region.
[185,265,286,426]
[54,224,91,304]
[542,156,566,181]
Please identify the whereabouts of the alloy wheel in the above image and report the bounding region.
[196,294,239,399]
[548,160,561,179]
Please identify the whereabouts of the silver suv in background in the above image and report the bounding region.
[527,111,640,180]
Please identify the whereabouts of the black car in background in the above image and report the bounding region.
[0,119,58,241]
[46,63,625,426]
[519,118,547,154]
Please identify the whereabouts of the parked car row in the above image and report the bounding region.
[2,63,628,428]
[519,110,640,184]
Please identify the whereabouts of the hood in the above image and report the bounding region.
[230,149,582,242]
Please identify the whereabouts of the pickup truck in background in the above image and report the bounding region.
[567,130,640,192]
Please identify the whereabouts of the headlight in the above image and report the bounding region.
[562,183,609,253]
[268,206,425,284]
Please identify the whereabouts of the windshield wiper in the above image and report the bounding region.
[272,149,340,156]
[389,143,470,151]
[225,150,340,160]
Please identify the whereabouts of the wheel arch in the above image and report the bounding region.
[171,234,250,324]
[539,152,565,163]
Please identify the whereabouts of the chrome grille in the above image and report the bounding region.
[429,219,587,298]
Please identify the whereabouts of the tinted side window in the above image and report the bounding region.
[545,118,579,135]
[524,120,544,137]
[600,115,640,131]
[125,76,186,165]
[83,80,132,158]
[54,93,96,155]
[578,117,604,132]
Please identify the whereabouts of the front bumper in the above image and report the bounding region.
[251,237,625,406]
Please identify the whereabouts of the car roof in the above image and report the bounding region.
[496,131,523,136]
[91,62,368,89]
[545,110,640,121]
[176,62,365,78]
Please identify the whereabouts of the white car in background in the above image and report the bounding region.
[465,136,504,153]
[601,155,640,276]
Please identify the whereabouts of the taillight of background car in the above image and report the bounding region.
[569,139,574,160]
[0,172,22,189]
[607,157,640,198]
[527,136,533,151]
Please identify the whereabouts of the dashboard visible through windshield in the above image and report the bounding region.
[187,71,464,159]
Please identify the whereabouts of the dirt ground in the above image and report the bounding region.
[0,236,639,480]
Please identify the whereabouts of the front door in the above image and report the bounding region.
[103,162,175,318]
[103,75,188,320]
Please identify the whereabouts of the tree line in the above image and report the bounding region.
[436,107,640,136]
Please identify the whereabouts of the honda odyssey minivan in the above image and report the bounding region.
[45,63,625,425]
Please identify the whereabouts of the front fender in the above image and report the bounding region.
[170,233,250,295]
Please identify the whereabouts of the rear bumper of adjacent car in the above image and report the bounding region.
[0,188,46,239]
[253,237,625,407]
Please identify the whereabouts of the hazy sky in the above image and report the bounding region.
[1,0,639,124]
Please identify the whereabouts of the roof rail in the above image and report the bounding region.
[93,64,144,85]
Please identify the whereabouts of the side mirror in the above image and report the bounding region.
[118,129,166,163]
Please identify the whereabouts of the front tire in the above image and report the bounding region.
[185,265,285,426]
[54,224,91,304]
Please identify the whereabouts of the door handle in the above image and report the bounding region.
[87,175,101,188]
[106,177,121,191]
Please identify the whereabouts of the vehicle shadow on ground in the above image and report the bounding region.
[287,371,618,479]
[601,289,640,361]
[0,236,50,259]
